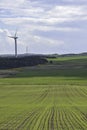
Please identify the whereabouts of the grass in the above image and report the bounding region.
[0,56,87,129]
[47,55,87,61]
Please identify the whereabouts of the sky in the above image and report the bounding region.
[0,0,87,54]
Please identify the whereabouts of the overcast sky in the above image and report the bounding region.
[0,0,87,54]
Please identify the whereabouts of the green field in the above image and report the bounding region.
[0,56,87,130]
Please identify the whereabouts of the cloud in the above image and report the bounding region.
[1,4,87,26]
[0,0,87,54]
[0,0,25,8]
[26,35,65,54]
[62,0,87,3]
[0,28,4,33]
[33,35,64,46]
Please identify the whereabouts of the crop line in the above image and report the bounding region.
[68,111,77,130]
[64,110,75,130]
[74,107,87,127]
[60,109,70,130]
[57,109,62,130]
[75,87,86,98]
[41,108,51,130]
[16,112,36,130]
[67,109,81,129]
[27,87,46,104]
[62,110,71,130]
[0,111,30,129]
[54,108,58,130]
[63,85,73,105]
[56,107,63,130]
[47,107,53,130]
[26,109,43,130]
[70,110,85,130]
[26,110,41,130]
[31,89,49,105]
[38,109,49,130]
[80,88,87,97]
[16,108,41,130]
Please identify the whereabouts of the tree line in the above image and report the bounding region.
[0,56,48,69]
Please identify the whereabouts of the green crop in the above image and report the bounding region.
[0,56,87,129]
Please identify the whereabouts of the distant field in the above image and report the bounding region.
[47,55,87,61]
[0,56,87,130]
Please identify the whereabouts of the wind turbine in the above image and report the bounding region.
[26,46,28,54]
[8,30,18,57]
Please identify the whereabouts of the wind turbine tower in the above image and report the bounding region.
[26,46,28,54]
[8,31,18,57]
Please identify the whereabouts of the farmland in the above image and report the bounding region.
[0,55,87,130]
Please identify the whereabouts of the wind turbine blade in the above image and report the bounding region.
[15,29,18,37]
[8,36,14,38]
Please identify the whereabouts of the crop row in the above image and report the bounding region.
[0,84,87,130]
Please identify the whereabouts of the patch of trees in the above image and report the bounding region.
[0,56,48,69]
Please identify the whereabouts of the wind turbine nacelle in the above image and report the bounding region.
[15,37,18,39]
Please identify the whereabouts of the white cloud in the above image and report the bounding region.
[0,0,25,8]
[0,0,87,54]
[1,4,87,26]
[33,35,64,46]
[0,29,4,33]
[63,0,87,2]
